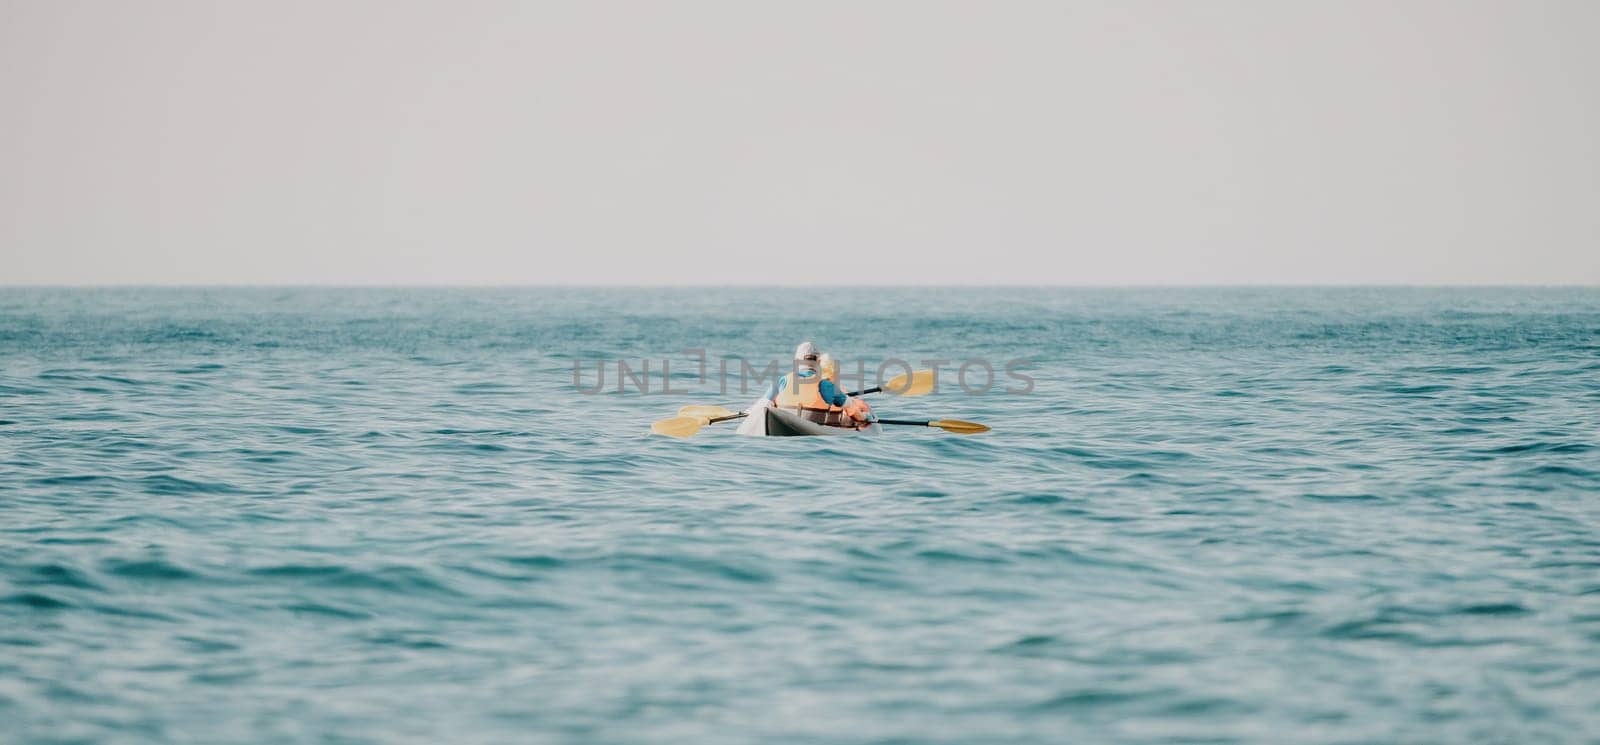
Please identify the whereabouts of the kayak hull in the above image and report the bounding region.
[736,403,881,437]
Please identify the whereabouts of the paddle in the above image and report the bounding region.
[677,404,740,419]
[848,368,938,397]
[661,369,935,431]
[652,406,988,437]
[650,410,747,438]
[875,418,991,435]
[653,370,962,437]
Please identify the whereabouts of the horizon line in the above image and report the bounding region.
[3,282,1599,290]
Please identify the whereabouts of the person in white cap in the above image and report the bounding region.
[763,342,872,427]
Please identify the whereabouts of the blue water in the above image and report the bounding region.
[3,287,1598,744]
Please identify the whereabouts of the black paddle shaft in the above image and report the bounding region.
[873,419,932,427]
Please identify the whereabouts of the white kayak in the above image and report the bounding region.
[736,401,882,437]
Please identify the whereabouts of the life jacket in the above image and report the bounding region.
[773,370,837,412]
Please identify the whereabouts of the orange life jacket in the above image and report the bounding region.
[773,371,837,412]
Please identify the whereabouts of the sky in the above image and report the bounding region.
[2,1,1597,285]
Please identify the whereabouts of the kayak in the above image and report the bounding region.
[735,402,882,437]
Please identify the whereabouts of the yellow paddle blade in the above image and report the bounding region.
[928,419,990,435]
[650,415,708,438]
[678,404,739,419]
[883,369,938,397]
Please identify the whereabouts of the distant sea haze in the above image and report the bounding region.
[3,287,1598,744]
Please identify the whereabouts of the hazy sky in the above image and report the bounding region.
[3,1,1597,285]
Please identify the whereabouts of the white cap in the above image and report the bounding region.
[794,341,819,361]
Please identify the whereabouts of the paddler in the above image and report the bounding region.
[820,352,874,423]
[764,342,873,427]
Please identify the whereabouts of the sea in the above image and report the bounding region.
[2,287,1597,744]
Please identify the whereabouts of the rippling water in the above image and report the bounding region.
[2,287,1598,744]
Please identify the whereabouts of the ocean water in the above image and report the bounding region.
[2,287,1598,744]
